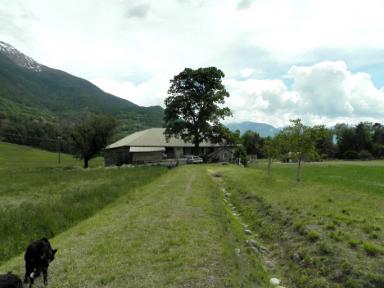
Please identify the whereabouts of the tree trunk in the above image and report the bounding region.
[83,158,89,169]
[296,153,302,182]
[194,136,200,155]
[268,157,272,175]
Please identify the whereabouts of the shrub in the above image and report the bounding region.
[303,151,321,162]
[320,153,329,160]
[234,146,248,167]
[343,150,359,160]
[372,143,384,158]
[358,150,374,160]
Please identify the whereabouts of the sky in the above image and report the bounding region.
[1,0,384,127]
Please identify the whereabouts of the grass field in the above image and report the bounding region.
[212,161,384,288]
[0,141,85,168]
[0,142,166,264]
[0,165,269,287]
[1,141,384,287]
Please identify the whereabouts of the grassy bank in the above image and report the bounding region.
[0,142,166,264]
[213,162,384,287]
[0,141,83,168]
[1,165,270,287]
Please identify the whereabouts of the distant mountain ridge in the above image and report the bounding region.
[226,121,280,137]
[0,41,164,139]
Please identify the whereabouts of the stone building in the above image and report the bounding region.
[104,128,234,166]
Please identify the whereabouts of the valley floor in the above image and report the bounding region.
[0,165,268,287]
[2,151,384,287]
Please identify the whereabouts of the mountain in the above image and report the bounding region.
[0,42,43,72]
[0,41,164,148]
[226,121,280,137]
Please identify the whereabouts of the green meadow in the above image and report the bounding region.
[213,161,384,287]
[0,142,269,287]
[0,141,82,169]
[1,142,384,287]
[0,142,166,264]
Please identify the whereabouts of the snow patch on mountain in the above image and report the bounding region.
[0,41,43,72]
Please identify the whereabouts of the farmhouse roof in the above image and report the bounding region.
[106,128,222,149]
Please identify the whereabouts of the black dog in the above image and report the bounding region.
[0,272,23,288]
[24,238,57,287]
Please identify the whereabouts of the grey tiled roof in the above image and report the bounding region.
[106,128,222,149]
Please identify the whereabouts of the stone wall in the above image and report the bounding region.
[104,148,131,166]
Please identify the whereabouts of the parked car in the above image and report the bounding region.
[185,155,204,164]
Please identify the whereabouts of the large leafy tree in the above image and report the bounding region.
[355,122,373,152]
[372,122,384,157]
[241,130,265,157]
[71,115,117,168]
[373,122,384,144]
[335,123,357,158]
[312,125,336,159]
[164,67,232,151]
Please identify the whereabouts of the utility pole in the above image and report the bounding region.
[57,136,62,164]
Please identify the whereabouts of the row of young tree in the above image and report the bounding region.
[235,120,384,163]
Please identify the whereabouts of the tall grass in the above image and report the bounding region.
[0,142,166,264]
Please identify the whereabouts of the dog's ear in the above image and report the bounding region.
[52,249,58,255]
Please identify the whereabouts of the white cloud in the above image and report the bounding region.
[288,61,354,116]
[3,0,384,80]
[289,61,384,118]
[238,0,384,61]
[92,61,384,127]
[2,1,384,126]
[225,61,384,126]
[240,68,254,78]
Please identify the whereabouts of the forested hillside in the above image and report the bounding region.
[0,41,164,150]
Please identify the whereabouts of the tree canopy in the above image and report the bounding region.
[241,130,264,157]
[263,135,284,175]
[71,115,117,168]
[164,67,232,150]
[275,119,317,182]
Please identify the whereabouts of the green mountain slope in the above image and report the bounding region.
[0,41,164,145]
[226,121,279,137]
